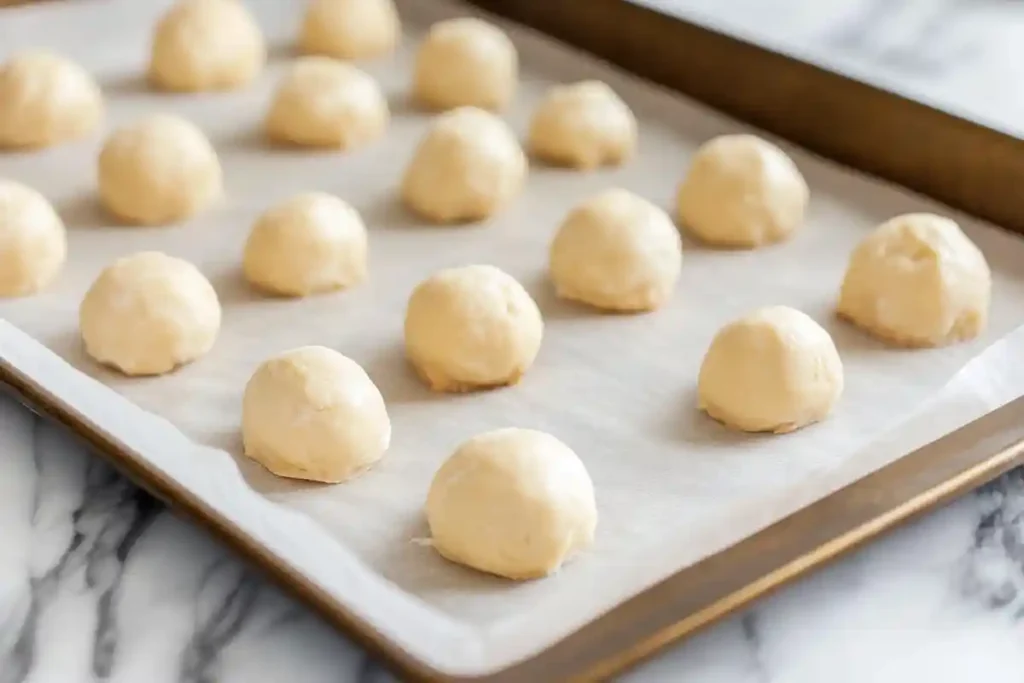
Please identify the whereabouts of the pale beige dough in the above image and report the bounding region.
[300,0,400,60]
[549,188,681,312]
[149,0,265,92]
[677,134,809,248]
[243,192,368,297]
[265,57,388,150]
[79,252,221,376]
[0,180,66,297]
[401,107,526,224]
[838,213,991,347]
[98,114,223,226]
[404,265,542,392]
[426,428,597,580]
[528,81,636,170]
[0,50,103,149]
[242,346,391,483]
[413,17,517,111]
[698,306,843,434]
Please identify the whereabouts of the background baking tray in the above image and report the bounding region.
[3,0,1024,681]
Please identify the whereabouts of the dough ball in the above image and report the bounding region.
[677,134,808,248]
[838,213,991,347]
[0,51,103,149]
[0,180,66,297]
[401,107,526,223]
[405,265,542,392]
[265,57,388,150]
[98,114,222,226]
[528,81,636,170]
[79,252,221,376]
[698,306,843,434]
[242,346,390,483]
[243,192,368,296]
[413,18,517,111]
[300,0,400,60]
[549,188,681,312]
[427,428,597,580]
[149,0,265,92]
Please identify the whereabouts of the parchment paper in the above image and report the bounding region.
[3,0,1024,676]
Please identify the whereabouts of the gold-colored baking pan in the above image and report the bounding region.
[5,0,1024,681]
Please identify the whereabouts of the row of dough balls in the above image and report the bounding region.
[0,0,631,172]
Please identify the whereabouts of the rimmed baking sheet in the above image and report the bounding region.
[3,0,1024,678]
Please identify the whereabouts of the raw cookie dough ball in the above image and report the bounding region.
[300,0,400,60]
[427,428,597,580]
[243,192,368,296]
[0,180,66,297]
[79,252,221,376]
[677,134,809,248]
[98,114,222,226]
[405,265,542,392]
[698,306,843,434]
[838,213,991,347]
[549,188,681,312]
[0,51,103,149]
[413,18,517,111]
[529,81,636,170]
[401,107,526,223]
[242,346,390,483]
[149,0,265,92]
[265,57,388,150]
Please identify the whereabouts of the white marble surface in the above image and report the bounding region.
[4,1,1024,682]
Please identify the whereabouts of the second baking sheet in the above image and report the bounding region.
[3,0,1024,675]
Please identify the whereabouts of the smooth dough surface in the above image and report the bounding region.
[677,134,809,248]
[242,346,391,483]
[404,265,542,392]
[300,0,400,60]
[698,306,843,434]
[413,17,517,111]
[838,213,991,347]
[549,188,681,312]
[401,107,526,223]
[528,81,636,169]
[0,180,66,297]
[98,114,223,226]
[149,0,265,92]
[265,57,388,150]
[243,192,368,296]
[79,252,221,376]
[426,428,597,580]
[0,51,103,149]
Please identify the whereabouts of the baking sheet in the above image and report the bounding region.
[3,0,1024,676]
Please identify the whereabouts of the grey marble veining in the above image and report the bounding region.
[5,0,1024,681]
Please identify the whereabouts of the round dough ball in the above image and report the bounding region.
[149,0,265,92]
[413,18,517,111]
[98,114,222,226]
[265,57,388,150]
[401,107,526,223]
[838,213,991,347]
[243,192,368,296]
[300,0,400,60]
[427,428,597,580]
[79,252,221,376]
[0,180,66,297]
[549,188,681,312]
[405,265,542,392]
[0,51,103,149]
[698,306,843,434]
[677,134,809,248]
[242,346,390,483]
[529,81,636,170]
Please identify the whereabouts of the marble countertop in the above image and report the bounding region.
[5,1,1024,682]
